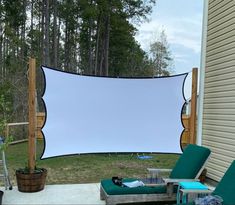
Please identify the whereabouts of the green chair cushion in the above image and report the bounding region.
[101,178,167,195]
[212,160,235,205]
[170,144,211,179]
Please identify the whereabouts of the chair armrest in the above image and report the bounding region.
[147,168,172,178]
[163,178,199,184]
[147,168,172,174]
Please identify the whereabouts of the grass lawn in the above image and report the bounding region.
[5,140,179,186]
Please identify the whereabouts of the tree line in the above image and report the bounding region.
[0,0,173,137]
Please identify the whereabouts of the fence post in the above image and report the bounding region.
[189,68,198,144]
[28,58,36,173]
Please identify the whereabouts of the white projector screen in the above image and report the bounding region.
[41,66,187,159]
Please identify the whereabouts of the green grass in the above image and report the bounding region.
[5,140,179,185]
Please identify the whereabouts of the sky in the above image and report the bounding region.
[135,0,204,99]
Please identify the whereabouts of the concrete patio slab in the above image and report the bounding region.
[2,183,105,205]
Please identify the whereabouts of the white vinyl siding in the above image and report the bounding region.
[202,0,235,182]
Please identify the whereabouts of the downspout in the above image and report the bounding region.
[197,0,209,145]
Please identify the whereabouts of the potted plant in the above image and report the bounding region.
[15,58,47,192]
[16,165,47,192]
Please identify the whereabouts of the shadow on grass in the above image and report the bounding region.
[6,140,179,185]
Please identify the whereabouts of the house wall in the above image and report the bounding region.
[202,0,235,181]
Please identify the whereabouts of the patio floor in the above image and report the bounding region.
[2,183,105,205]
[2,182,216,205]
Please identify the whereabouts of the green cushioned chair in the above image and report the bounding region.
[100,144,211,205]
[177,160,235,205]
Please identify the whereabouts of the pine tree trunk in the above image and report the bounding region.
[64,21,69,70]
[53,0,58,68]
[57,18,61,68]
[41,0,45,65]
[88,23,93,75]
[99,37,104,76]
[30,0,34,57]
[103,14,110,76]
[3,36,7,77]
[2,35,5,77]
[44,0,50,66]
[20,0,26,67]
[88,0,94,75]
[14,29,18,61]
[94,14,101,75]
[0,12,2,75]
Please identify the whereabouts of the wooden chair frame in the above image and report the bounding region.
[100,151,211,205]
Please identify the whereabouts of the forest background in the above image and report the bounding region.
[0,0,174,140]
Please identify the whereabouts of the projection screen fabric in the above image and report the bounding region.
[41,67,187,159]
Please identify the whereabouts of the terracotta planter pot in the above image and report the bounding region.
[16,168,47,193]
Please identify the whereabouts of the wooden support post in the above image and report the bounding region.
[189,68,198,144]
[28,58,36,173]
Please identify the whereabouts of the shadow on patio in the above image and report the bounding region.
[2,183,105,205]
